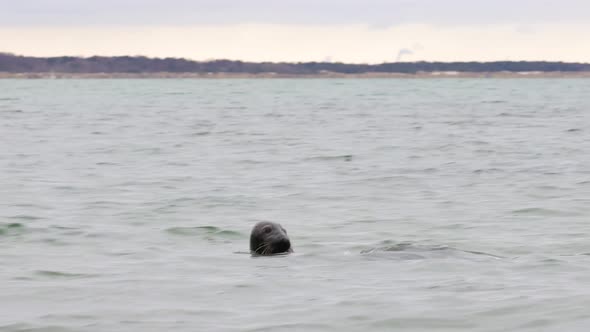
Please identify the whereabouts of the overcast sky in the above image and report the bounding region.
[2,0,590,62]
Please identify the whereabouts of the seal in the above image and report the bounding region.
[250,221,293,256]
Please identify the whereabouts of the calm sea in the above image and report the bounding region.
[1,79,589,332]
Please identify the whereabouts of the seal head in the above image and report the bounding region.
[250,221,292,256]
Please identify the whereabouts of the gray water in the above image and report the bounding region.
[1,79,590,332]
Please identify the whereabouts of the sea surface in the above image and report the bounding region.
[1,79,590,332]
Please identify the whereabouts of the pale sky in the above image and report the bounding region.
[2,0,590,63]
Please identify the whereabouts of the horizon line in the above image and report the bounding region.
[2,52,590,66]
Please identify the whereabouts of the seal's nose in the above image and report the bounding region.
[275,238,291,253]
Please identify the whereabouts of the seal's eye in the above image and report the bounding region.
[263,226,272,234]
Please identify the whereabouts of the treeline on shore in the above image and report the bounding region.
[1,52,589,74]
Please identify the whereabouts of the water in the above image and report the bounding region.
[1,79,590,331]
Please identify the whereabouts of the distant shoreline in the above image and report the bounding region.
[2,71,590,79]
[3,53,590,78]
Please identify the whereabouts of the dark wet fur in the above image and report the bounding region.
[250,222,293,256]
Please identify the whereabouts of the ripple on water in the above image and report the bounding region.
[511,207,581,216]
[0,222,27,236]
[165,226,243,239]
[0,324,74,332]
[0,109,24,114]
[33,270,99,279]
[304,154,353,162]
[373,317,478,330]
[7,214,43,221]
[359,241,504,261]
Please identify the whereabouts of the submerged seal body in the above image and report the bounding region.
[250,222,293,256]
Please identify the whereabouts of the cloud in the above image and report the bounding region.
[2,0,590,27]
